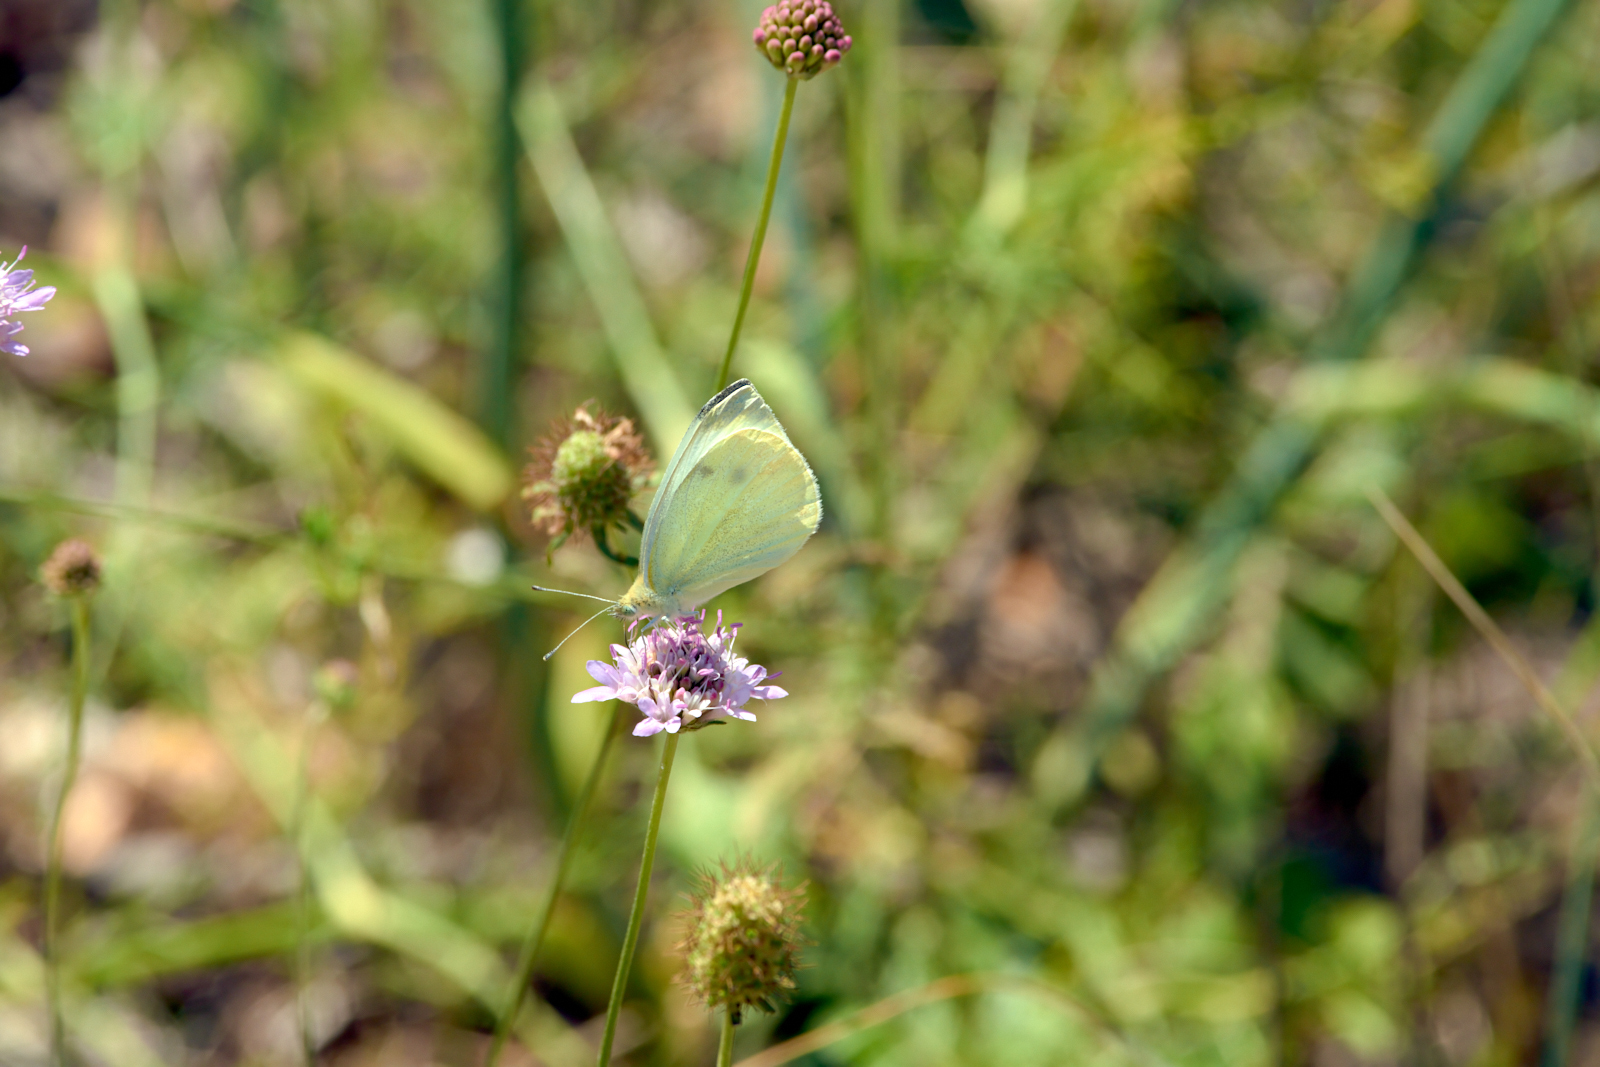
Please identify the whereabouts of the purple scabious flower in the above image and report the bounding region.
[573,611,787,737]
[0,248,56,357]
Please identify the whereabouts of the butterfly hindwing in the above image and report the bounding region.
[643,427,821,606]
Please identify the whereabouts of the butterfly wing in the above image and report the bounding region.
[640,379,796,583]
[642,426,821,608]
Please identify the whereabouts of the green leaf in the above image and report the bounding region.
[277,332,513,512]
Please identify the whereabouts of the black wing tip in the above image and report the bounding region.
[700,378,753,417]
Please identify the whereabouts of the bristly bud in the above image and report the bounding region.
[40,539,102,597]
[754,1,851,79]
[678,860,807,1023]
[522,404,653,550]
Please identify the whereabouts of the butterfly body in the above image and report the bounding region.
[613,379,821,620]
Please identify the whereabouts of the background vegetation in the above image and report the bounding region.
[2,0,1600,1062]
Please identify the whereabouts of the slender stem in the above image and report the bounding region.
[1367,486,1600,779]
[482,0,524,447]
[45,598,92,1067]
[731,973,1164,1067]
[715,77,800,392]
[292,705,322,1066]
[593,526,639,568]
[717,1010,737,1067]
[595,732,681,1066]
[1542,784,1600,1067]
[486,704,624,1067]
[94,269,160,512]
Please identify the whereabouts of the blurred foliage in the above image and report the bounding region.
[2,0,1600,1063]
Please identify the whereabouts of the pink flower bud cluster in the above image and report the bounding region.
[753,1,851,79]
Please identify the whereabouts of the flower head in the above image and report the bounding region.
[1,247,57,358]
[572,611,787,737]
[523,404,652,548]
[754,1,851,79]
[40,539,101,597]
[678,859,806,1023]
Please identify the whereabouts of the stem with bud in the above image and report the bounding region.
[292,697,327,1066]
[715,76,800,392]
[595,732,681,1065]
[718,1010,737,1067]
[486,704,624,1067]
[45,598,91,1067]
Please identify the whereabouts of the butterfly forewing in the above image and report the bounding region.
[641,379,791,579]
[643,427,821,606]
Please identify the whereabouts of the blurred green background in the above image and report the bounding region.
[3,0,1600,1063]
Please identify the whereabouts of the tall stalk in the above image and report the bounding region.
[1542,787,1600,1067]
[717,1010,737,1067]
[486,704,623,1066]
[483,0,525,447]
[595,733,680,1065]
[715,77,800,393]
[45,598,92,1067]
[291,702,324,1066]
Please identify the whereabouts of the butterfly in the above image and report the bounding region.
[539,379,821,655]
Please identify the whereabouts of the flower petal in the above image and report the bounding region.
[633,718,664,737]
[585,660,623,686]
[571,685,617,704]
[12,286,54,312]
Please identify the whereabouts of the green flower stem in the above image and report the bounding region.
[1542,783,1600,1067]
[717,1010,736,1067]
[486,703,624,1067]
[482,0,524,448]
[595,731,681,1066]
[45,598,92,1067]
[593,526,640,568]
[715,76,800,393]
[291,705,324,1067]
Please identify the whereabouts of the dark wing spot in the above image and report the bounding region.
[730,467,748,482]
[695,466,715,477]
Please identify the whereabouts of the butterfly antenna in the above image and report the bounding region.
[542,604,614,662]
[531,584,616,604]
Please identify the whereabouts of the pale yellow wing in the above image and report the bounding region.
[640,378,794,587]
[643,427,821,608]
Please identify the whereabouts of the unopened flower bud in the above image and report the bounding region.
[523,404,653,548]
[40,539,101,597]
[753,0,850,79]
[678,861,806,1023]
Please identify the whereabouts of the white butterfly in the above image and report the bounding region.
[615,378,822,620]
[538,379,821,654]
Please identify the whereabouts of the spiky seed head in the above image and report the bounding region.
[40,539,101,597]
[523,404,653,546]
[753,1,851,80]
[678,861,806,1023]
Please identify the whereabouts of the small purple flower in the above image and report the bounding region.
[572,611,788,737]
[0,247,56,358]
